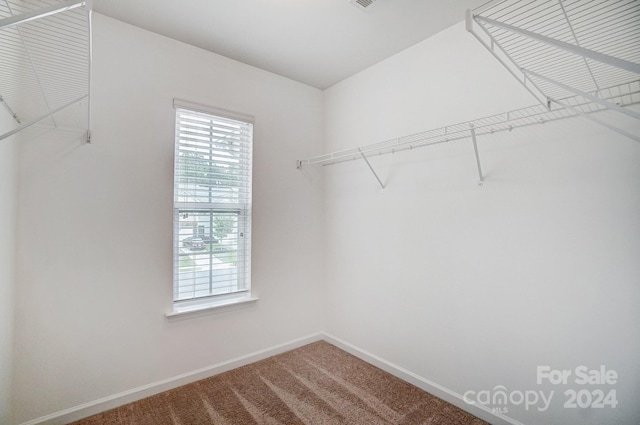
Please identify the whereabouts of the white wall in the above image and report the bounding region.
[0,117,18,425]
[12,14,324,423]
[323,22,640,425]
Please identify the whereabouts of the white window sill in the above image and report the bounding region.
[166,296,259,319]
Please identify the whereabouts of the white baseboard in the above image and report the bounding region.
[21,332,522,425]
[322,333,524,425]
[19,333,324,425]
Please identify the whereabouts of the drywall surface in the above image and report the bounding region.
[0,119,17,425]
[323,22,640,425]
[12,14,324,423]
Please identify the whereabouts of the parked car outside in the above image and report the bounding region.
[200,235,218,245]
[183,237,206,250]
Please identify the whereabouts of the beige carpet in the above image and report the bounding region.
[69,341,488,424]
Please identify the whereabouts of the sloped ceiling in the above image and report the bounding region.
[94,0,488,89]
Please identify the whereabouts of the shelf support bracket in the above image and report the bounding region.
[466,10,548,106]
[470,126,484,186]
[0,95,88,143]
[474,15,640,75]
[0,95,20,123]
[359,148,385,190]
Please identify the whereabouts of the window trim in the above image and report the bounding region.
[173,99,255,125]
[171,99,254,312]
[166,294,259,319]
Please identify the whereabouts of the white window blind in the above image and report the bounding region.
[173,105,253,303]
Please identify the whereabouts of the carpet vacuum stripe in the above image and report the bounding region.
[68,341,488,425]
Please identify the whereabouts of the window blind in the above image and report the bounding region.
[173,107,252,303]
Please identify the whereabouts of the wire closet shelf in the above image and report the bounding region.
[298,0,640,185]
[0,0,93,143]
[468,0,640,140]
[298,80,639,169]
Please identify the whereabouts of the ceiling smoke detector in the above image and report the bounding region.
[349,0,377,11]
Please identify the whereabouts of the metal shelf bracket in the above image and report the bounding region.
[0,95,20,123]
[470,125,484,186]
[359,148,385,190]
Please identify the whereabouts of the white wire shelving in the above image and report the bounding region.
[298,81,640,187]
[298,0,640,188]
[0,0,93,143]
[467,0,640,142]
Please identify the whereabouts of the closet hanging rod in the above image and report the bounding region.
[0,0,85,30]
[297,80,639,168]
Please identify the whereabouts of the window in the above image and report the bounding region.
[173,101,253,307]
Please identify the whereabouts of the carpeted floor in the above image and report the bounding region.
[69,341,488,424]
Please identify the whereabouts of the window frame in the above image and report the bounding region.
[171,99,254,312]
